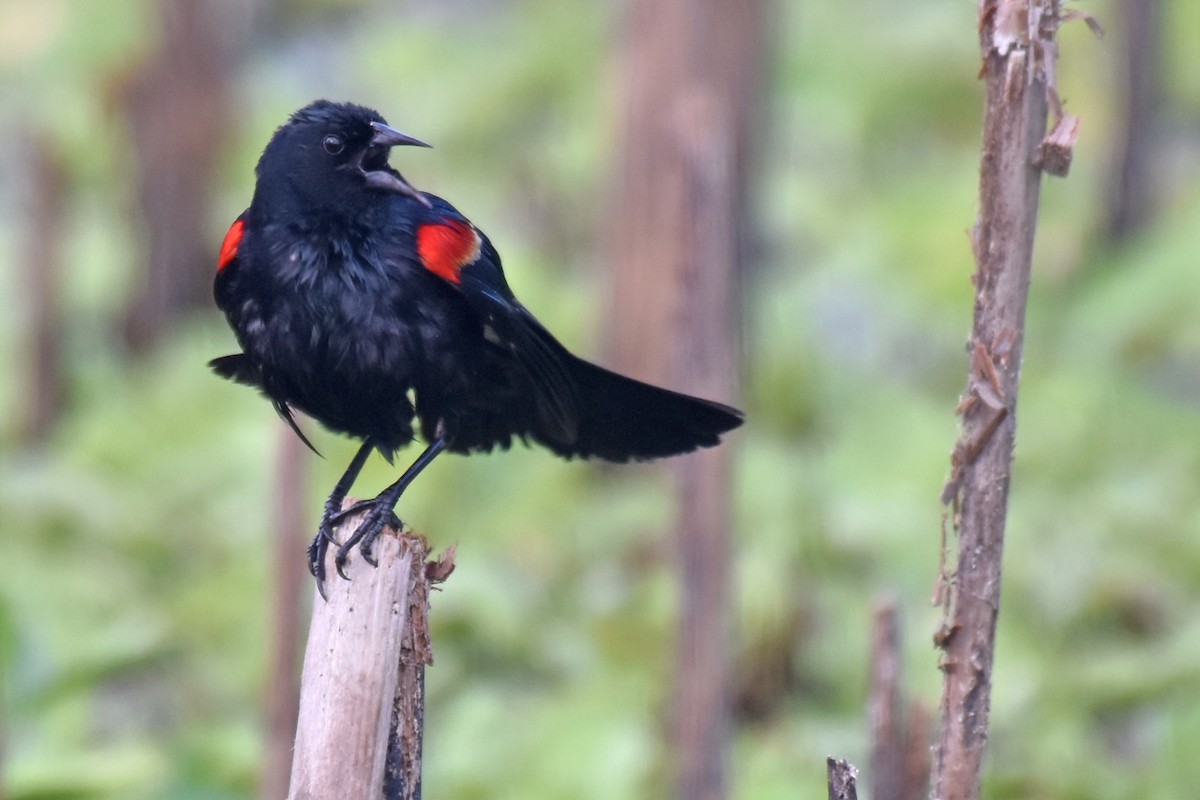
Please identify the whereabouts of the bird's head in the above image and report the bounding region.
[254,100,432,215]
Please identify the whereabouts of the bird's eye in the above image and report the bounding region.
[322,135,345,155]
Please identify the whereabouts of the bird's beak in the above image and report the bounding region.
[360,121,433,208]
[362,169,432,208]
[369,121,433,150]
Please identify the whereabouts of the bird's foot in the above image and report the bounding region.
[331,499,403,580]
[307,498,403,598]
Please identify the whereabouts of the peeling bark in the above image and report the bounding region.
[932,2,1074,799]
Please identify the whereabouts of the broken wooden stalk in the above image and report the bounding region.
[932,2,1077,799]
[286,506,452,800]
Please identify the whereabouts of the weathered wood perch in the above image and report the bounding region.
[287,503,453,800]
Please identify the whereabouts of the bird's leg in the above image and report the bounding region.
[334,435,448,581]
[319,440,376,543]
[308,440,375,595]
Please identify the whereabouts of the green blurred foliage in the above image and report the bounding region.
[2,0,1200,797]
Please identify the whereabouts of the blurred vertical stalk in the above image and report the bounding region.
[119,0,231,352]
[669,90,738,800]
[868,598,930,800]
[1105,0,1162,243]
[933,2,1071,798]
[607,2,763,798]
[261,427,309,800]
[605,0,691,384]
[605,0,764,384]
[20,136,67,444]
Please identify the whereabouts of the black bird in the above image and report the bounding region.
[212,100,743,596]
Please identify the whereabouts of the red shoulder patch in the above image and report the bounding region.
[416,219,481,284]
[217,218,245,273]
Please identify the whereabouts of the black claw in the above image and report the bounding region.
[307,532,330,599]
[318,503,343,547]
[307,534,324,578]
[326,503,396,579]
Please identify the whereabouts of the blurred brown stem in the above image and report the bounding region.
[605,0,763,384]
[669,90,740,800]
[1105,0,1162,243]
[21,136,67,444]
[261,428,309,800]
[607,4,756,799]
[868,598,929,800]
[119,0,231,351]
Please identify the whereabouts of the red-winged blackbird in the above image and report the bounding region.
[212,100,743,596]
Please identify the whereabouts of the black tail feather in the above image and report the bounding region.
[536,354,743,462]
[455,267,742,461]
